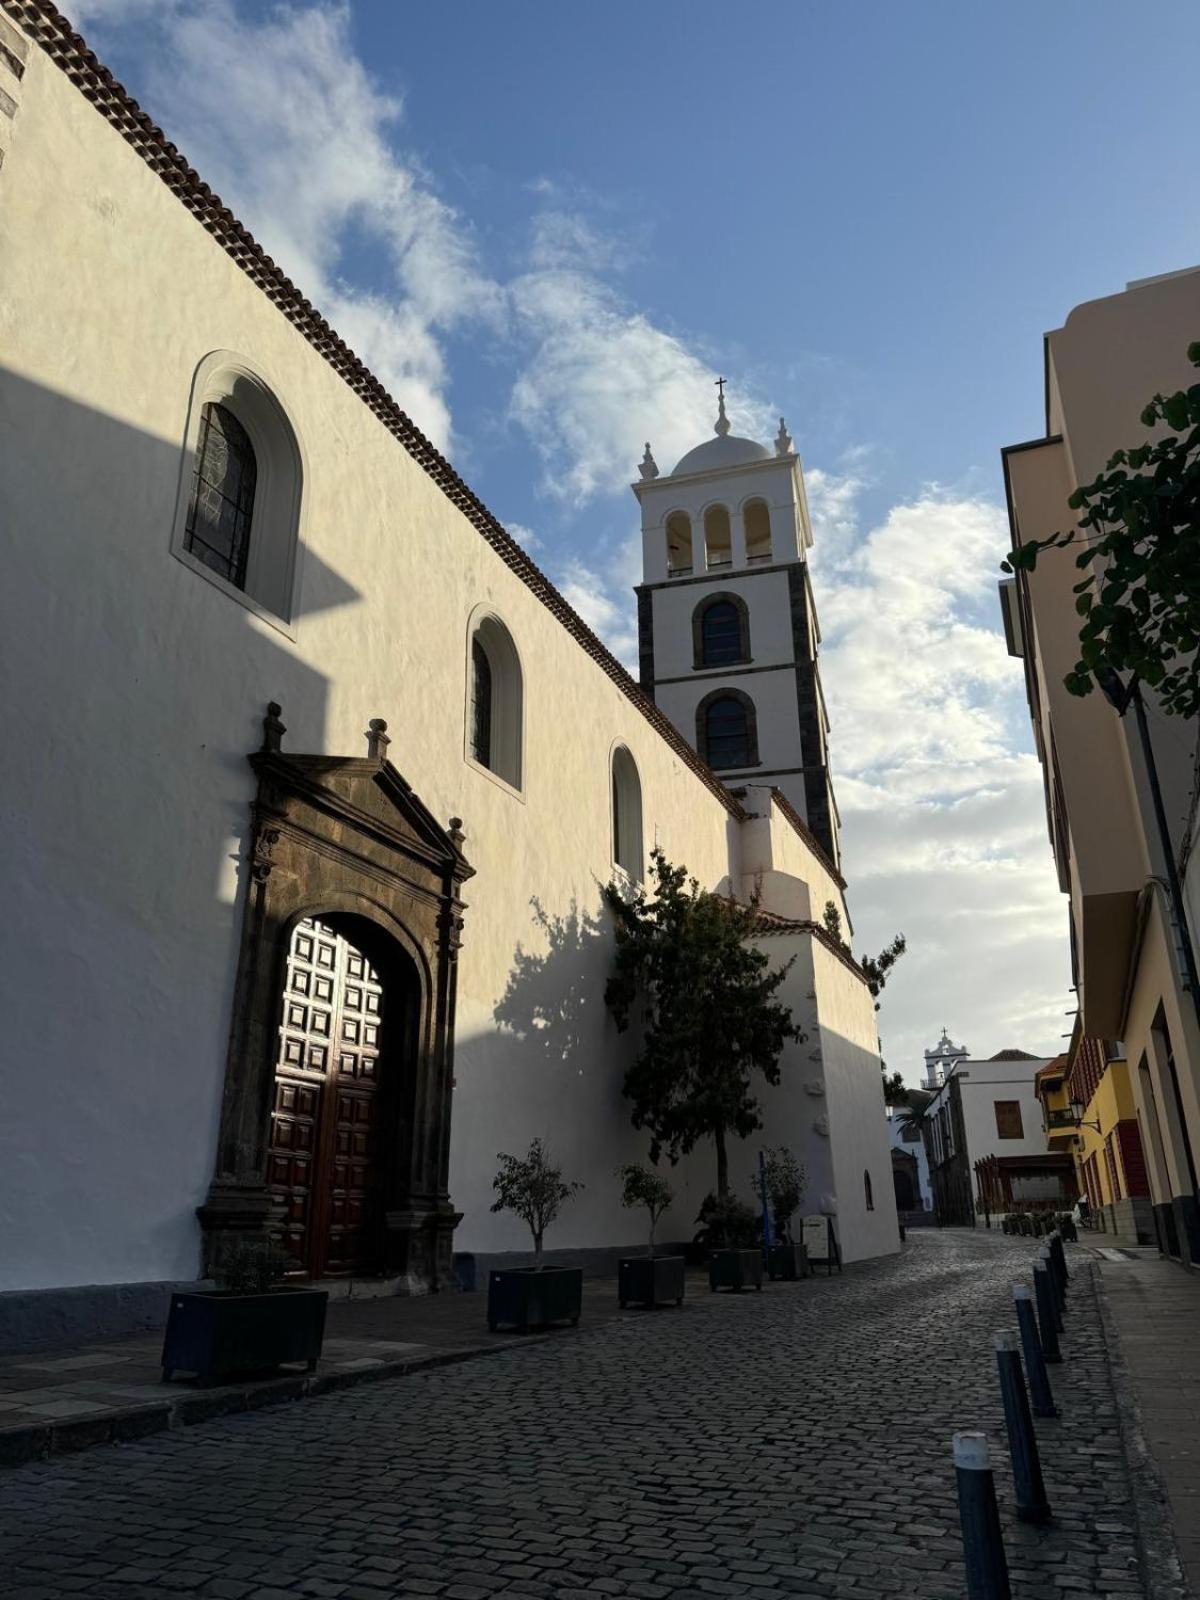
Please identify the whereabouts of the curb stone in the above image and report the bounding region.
[0,1337,542,1471]
[1092,1260,1193,1600]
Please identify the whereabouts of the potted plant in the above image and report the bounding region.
[161,1241,327,1383]
[695,1193,763,1292]
[617,1163,685,1308]
[762,1148,809,1280]
[487,1138,583,1333]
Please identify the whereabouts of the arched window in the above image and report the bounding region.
[693,592,750,668]
[744,498,772,564]
[470,638,492,769]
[665,511,693,576]
[611,745,644,881]
[697,689,758,771]
[184,403,257,589]
[865,1170,875,1212]
[172,354,303,624]
[467,614,523,790]
[704,504,732,570]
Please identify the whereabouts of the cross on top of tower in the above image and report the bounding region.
[714,376,731,438]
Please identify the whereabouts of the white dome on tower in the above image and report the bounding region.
[668,379,771,477]
[671,433,771,476]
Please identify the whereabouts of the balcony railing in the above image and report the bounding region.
[747,551,773,565]
[706,557,733,571]
[1044,1109,1077,1131]
[667,564,693,578]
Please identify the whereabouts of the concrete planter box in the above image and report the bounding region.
[766,1242,809,1281]
[708,1248,763,1293]
[487,1267,582,1333]
[161,1288,328,1382]
[618,1255,685,1308]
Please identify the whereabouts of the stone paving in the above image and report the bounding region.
[0,1279,646,1465]
[1098,1250,1200,1598]
[0,1231,1153,1599]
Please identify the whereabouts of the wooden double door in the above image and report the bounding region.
[268,917,394,1279]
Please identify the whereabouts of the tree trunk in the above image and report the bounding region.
[533,1230,543,1271]
[714,1124,729,1200]
[648,1217,656,1258]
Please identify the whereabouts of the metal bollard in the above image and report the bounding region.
[1033,1261,1061,1362]
[1045,1233,1068,1308]
[1038,1245,1065,1327]
[953,1432,1012,1600]
[994,1331,1052,1523]
[1050,1228,1070,1285]
[1013,1282,1058,1416]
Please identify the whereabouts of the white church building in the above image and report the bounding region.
[0,4,898,1342]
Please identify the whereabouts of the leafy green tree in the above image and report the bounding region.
[882,1069,908,1106]
[603,850,801,1200]
[822,900,846,945]
[617,1162,674,1255]
[760,1147,806,1241]
[490,1138,581,1270]
[1003,342,1200,717]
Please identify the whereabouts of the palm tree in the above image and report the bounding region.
[892,1089,932,1134]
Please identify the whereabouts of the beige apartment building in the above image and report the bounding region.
[1000,267,1200,1265]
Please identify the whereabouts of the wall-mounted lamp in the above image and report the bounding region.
[1068,1096,1102,1133]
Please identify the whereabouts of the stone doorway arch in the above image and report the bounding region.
[200,705,473,1292]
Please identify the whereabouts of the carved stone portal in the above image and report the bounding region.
[198,706,473,1292]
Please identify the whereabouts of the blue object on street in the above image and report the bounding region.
[953,1432,1012,1600]
[994,1330,1052,1524]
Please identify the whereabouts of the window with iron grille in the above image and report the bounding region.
[470,638,492,769]
[184,402,257,589]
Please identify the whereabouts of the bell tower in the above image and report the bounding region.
[632,385,840,866]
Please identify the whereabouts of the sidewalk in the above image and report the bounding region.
[0,1269,696,1469]
[1098,1249,1200,1598]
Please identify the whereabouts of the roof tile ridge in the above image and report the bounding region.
[767,786,845,888]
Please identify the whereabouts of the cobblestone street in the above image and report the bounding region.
[0,1232,1153,1599]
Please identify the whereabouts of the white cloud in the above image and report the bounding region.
[505,521,541,553]
[509,264,774,504]
[809,479,1071,1079]
[69,0,501,451]
[552,531,643,671]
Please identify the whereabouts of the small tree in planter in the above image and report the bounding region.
[604,852,799,1296]
[761,1148,809,1280]
[161,1240,328,1383]
[487,1138,584,1332]
[617,1162,685,1308]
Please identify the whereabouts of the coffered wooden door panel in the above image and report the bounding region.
[268,917,388,1279]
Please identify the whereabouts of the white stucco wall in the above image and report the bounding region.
[956,1060,1053,1169]
[812,943,901,1263]
[0,30,886,1291]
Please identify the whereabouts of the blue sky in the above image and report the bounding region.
[71,0,1200,1080]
